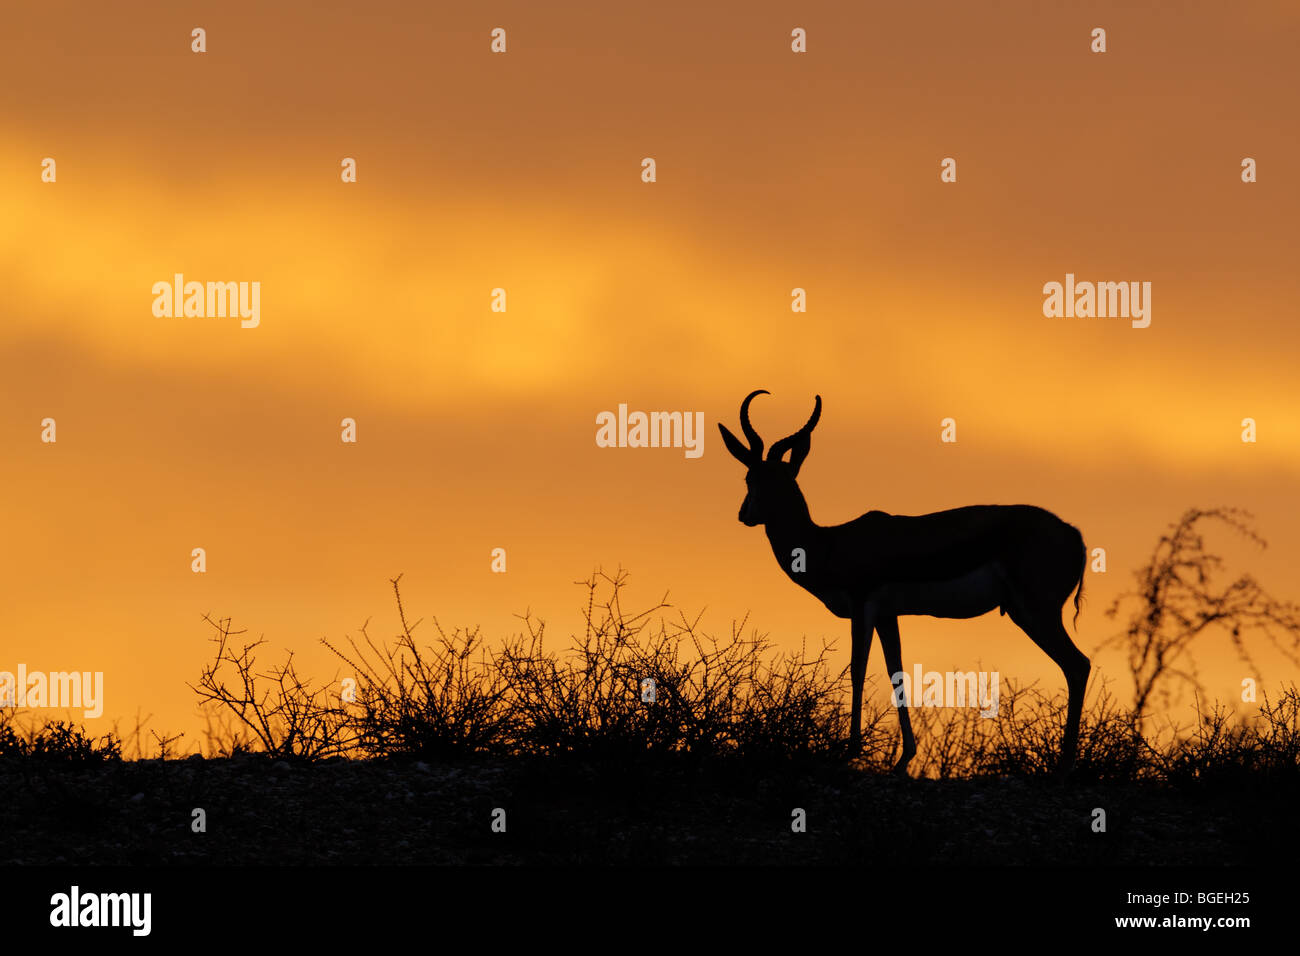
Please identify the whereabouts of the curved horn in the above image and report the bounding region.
[767,395,822,463]
[739,389,769,458]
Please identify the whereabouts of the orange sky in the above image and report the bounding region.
[2,1,1298,745]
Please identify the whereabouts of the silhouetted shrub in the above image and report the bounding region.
[165,569,1300,788]
[0,721,121,762]
[189,615,354,760]
[900,680,1150,782]
[323,575,515,760]
[494,570,852,763]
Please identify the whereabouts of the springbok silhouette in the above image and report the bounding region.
[719,390,1091,775]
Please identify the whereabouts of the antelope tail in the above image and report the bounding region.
[1072,532,1086,630]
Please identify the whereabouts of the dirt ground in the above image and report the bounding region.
[0,753,1287,865]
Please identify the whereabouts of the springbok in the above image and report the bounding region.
[719,390,1091,775]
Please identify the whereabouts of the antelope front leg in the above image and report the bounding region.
[876,614,916,775]
[849,604,876,755]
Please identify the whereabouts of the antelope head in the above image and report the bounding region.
[718,390,822,527]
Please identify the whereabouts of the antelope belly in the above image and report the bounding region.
[889,565,1004,619]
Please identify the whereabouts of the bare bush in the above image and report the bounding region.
[189,614,354,760]
[0,720,121,762]
[1101,507,1300,718]
[160,568,1300,786]
[322,575,514,759]
[495,569,856,762]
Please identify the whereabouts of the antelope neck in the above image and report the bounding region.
[763,489,817,556]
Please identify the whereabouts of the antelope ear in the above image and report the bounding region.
[718,424,753,465]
